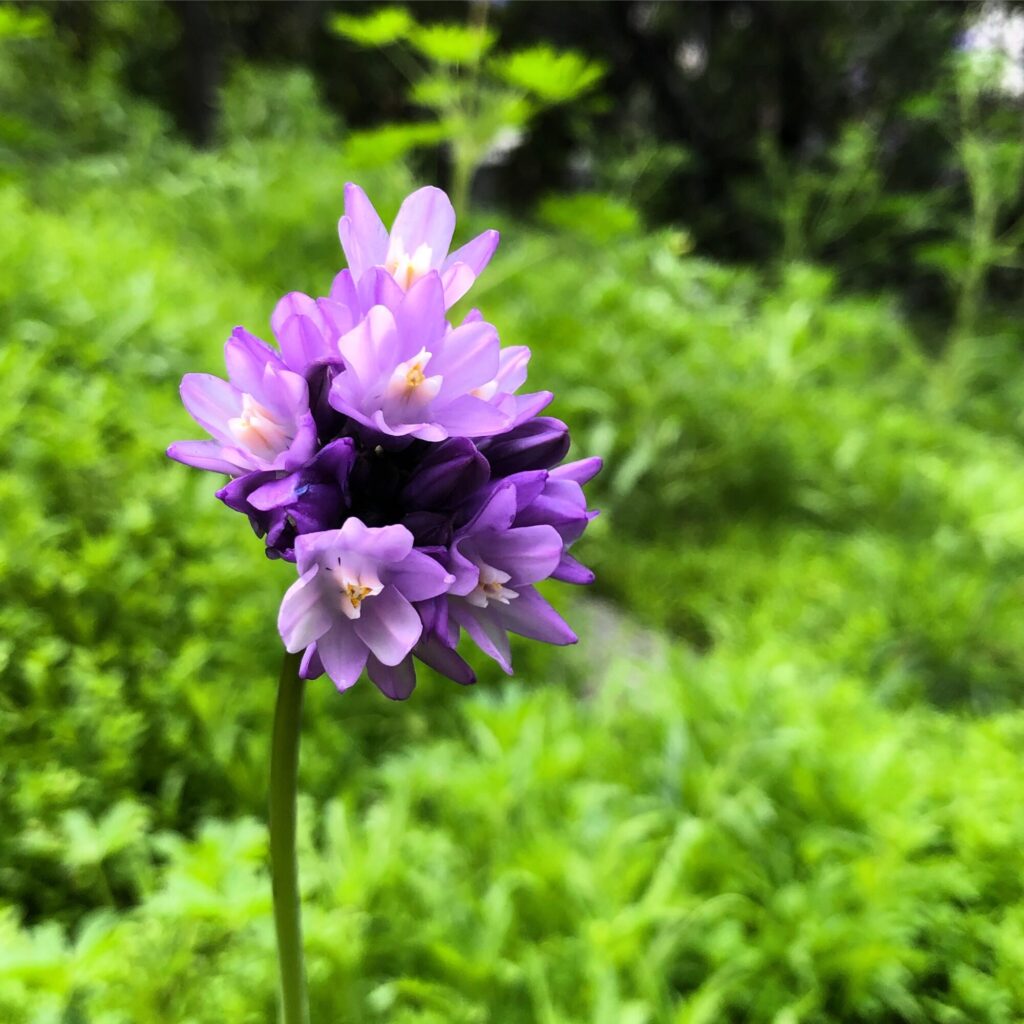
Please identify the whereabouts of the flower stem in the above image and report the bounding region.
[270,651,310,1024]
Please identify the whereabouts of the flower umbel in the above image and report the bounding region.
[168,183,600,699]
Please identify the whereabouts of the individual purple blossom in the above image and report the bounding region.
[514,457,602,584]
[441,478,579,674]
[278,518,454,698]
[328,273,512,441]
[339,183,499,308]
[167,328,317,476]
[269,266,407,378]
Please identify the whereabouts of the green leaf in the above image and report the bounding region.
[410,73,462,112]
[343,121,451,168]
[494,46,605,103]
[327,7,413,47]
[409,23,496,65]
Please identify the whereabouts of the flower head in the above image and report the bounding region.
[169,183,600,699]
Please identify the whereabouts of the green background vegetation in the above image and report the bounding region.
[2,2,1024,1021]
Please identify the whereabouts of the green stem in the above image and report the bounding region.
[270,652,309,1024]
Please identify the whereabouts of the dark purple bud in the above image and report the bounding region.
[218,471,287,547]
[479,417,571,475]
[402,437,489,510]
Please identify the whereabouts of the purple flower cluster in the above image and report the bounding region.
[169,185,599,699]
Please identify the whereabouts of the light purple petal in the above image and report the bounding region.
[502,469,550,512]
[433,321,500,399]
[271,292,321,340]
[345,519,414,562]
[353,586,422,666]
[316,298,355,340]
[385,549,455,602]
[277,410,318,471]
[329,269,360,309]
[337,305,398,388]
[435,394,511,437]
[317,620,369,691]
[166,440,246,475]
[446,543,481,596]
[357,267,405,313]
[278,567,333,653]
[389,186,455,268]
[403,418,449,443]
[494,345,530,392]
[451,601,512,674]
[293,520,414,576]
[442,229,500,276]
[224,328,283,395]
[247,470,301,511]
[326,388,383,435]
[440,263,477,309]
[394,272,447,353]
[258,363,310,422]
[367,654,417,700]
[440,229,499,305]
[514,477,588,541]
[275,315,331,374]
[339,182,389,278]
[494,585,578,646]
[551,457,603,486]
[179,373,242,447]
[476,524,563,587]
[507,391,554,425]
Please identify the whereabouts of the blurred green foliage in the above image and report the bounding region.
[328,5,604,216]
[2,4,1024,1022]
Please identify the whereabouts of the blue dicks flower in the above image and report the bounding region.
[168,329,317,475]
[168,182,601,699]
[443,479,579,674]
[328,273,512,441]
[339,183,499,308]
[278,518,453,695]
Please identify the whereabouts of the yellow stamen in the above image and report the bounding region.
[345,582,373,609]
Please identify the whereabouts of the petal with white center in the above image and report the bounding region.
[389,186,455,270]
